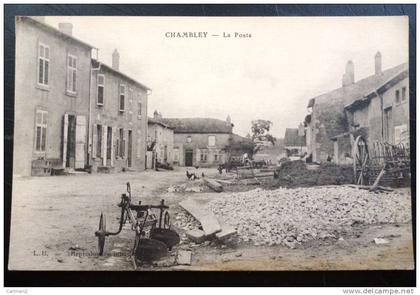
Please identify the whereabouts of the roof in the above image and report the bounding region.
[92,59,151,91]
[148,117,175,129]
[161,118,233,134]
[310,63,408,108]
[20,16,95,49]
[307,62,408,138]
[231,133,253,144]
[284,128,305,147]
[345,68,409,112]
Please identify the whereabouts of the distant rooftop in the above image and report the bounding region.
[161,118,233,134]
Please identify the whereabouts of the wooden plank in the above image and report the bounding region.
[369,167,386,192]
[179,199,221,236]
[216,225,237,241]
[203,178,223,192]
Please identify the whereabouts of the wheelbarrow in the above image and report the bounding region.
[95,182,180,268]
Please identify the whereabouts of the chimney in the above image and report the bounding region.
[375,51,382,75]
[112,49,120,71]
[226,115,231,125]
[58,23,73,36]
[342,60,355,87]
[153,110,159,120]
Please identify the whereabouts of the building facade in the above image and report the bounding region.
[89,53,149,173]
[162,117,234,167]
[344,66,409,146]
[305,52,408,164]
[147,112,175,166]
[14,17,93,176]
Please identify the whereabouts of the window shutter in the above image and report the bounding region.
[102,126,107,166]
[92,124,97,158]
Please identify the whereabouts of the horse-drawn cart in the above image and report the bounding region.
[352,136,410,187]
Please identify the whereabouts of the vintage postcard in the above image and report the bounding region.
[9,15,413,271]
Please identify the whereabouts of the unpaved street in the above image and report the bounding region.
[8,169,414,271]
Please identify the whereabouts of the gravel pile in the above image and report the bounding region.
[207,186,411,248]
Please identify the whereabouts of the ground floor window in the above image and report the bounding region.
[35,109,48,152]
[200,149,208,162]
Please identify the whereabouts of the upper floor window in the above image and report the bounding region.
[402,87,407,102]
[395,89,400,104]
[35,109,48,152]
[119,85,126,112]
[67,54,77,93]
[38,43,49,86]
[208,135,216,146]
[97,74,105,106]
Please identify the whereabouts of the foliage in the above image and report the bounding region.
[250,120,276,154]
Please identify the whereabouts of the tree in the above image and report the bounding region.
[250,119,276,155]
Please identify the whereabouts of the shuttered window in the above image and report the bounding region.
[119,85,126,112]
[35,110,48,152]
[97,74,105,105]
[38,43,49,86]
[67,54,77,93]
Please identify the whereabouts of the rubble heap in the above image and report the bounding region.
[173,208,202,231]
[207,186,411,248]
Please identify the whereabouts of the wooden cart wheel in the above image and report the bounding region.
[353,136,369,185]
[97,213,107,255]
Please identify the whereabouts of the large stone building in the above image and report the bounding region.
[14,17,94,176]
[147,111,175,167]
[344,64,409,146]
[305,52,408,164]
[89,53,150,172]
[162,116,234,167]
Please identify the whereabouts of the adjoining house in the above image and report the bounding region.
[14,17,94,176]
[89,53,150,173]
[147,111,175,168]
[344,64,409,146]
[305,52,408,164]
[284,128,306,157]
[161,116,234,167]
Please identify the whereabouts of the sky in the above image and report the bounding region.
[45,16,409,137]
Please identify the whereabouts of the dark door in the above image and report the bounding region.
[106,126,112,166]
[185,150,193,167]
[127,130,133,167]
[66,115,76,168]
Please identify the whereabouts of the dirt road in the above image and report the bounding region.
[8,169,414,271]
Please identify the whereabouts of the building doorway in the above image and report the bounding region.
[185,149,193,167]
[66,115,76,168]
[63,114,86,169]
[127,130,133,168]
[106,126,112,166]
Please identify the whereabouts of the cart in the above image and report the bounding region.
[95,182,180,267]
[352,135,410,186]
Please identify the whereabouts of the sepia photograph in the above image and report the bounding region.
[7,12,413,274]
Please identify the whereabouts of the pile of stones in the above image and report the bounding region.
[207,186,411,248]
